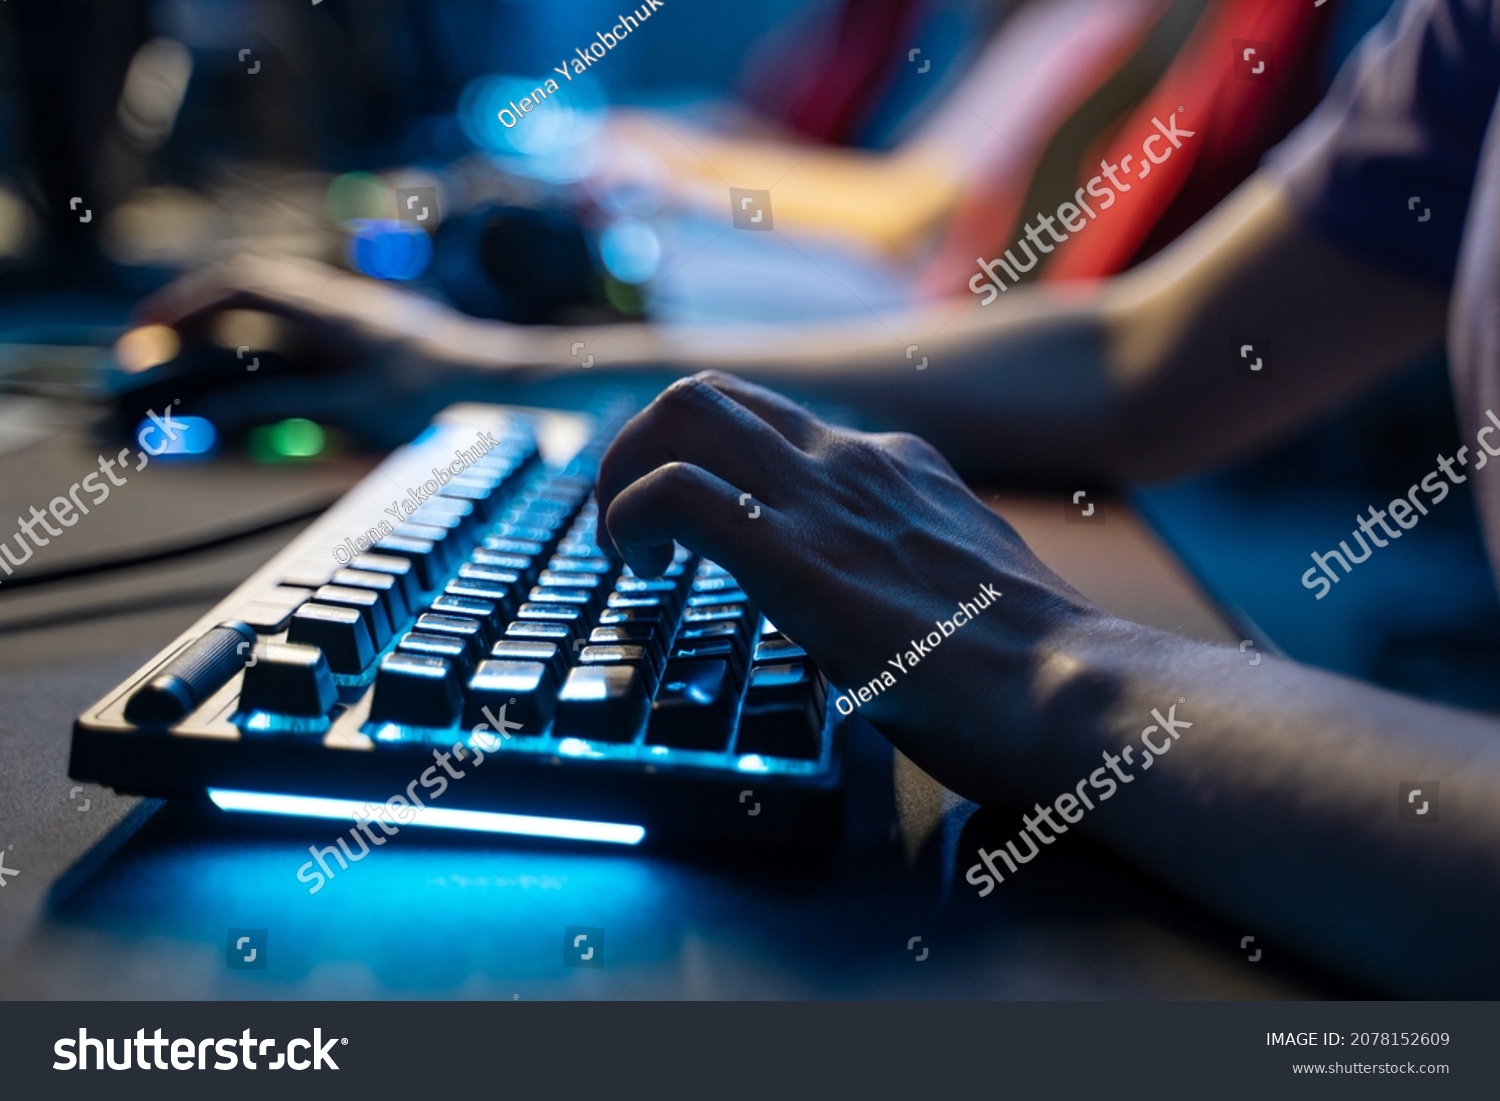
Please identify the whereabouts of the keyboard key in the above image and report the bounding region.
[504,621,573,649]
[313,584,393,649]
[548,555,612,576]
[239,642,337,717]
[490,640,566,687]
[683,603,754,640]
[457,563,522,591]
[464,660,555,735]
[647,659,736,751]
[486,537,546,557]
[374,535,442,590]
[352,553,421,609]
[331,569,408,625]
[280,563,334,589]
[393,522,457,571]
[444,579,517,620]
[579,644,660,693]
[514,603,587,642]
[236,600,298,633]
[412,613,487,662]
[553,665,650,743]
[429,594,503,641]
[528,586,593,609]
[589,624,666,667]
[597,605,669,628]
[754,637,808,665]
[368,653,463,728]
[398,632,475,679]
[471,549,535,581]
[734,662,825,760]
[670,637,742,685]
[687,589,748,608]
[287,603,375,674]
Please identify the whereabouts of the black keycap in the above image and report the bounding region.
[457,563,522,591]
[374,535,442,590]
[236,600,298,633]
[368,653,462,728]
[393,522,457,572]
[579,644,660,694]
[754,637,808,664]
[504,621,573,649]
[529,586,593,609]
[429,594,503,641]
[280,563,335,589]
[412,613,487,662]
[688,589,748,609]
[615,577,683,604]
[417,496,478,535]
[464,660,554,736]
[490,639,566,687]
[671,636,742,686]
[514,603,587,642]
[597,605,669,628]
[734,662,825,760]
[124,621,257,724]
[398,632,475,678]
[553,665,650,743]
[332,568,408,625]
[287,603,375,674]
[445,579,517,620]
[440,479,500,520]
[487,537,546,557]
[489,525,552,545]
[539,570,607,596]
[471,549,536,582]
[683,603,753,641]
[589,624,666,667]
[239,642,337,717]
[548,555,612,576]
[647,659,736,751]
[313,584,393,649]
[352,552,421,609]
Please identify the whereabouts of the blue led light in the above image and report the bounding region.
[207,788,645,845]
[736,754,770,773]
[599,218,661,284]
[135,414,217,458]
[347,219,433,281]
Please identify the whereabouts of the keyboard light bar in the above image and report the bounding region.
[207,788,646,845]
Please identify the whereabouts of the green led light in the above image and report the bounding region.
[268,418,326,457]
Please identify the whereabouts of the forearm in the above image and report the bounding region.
[426,177,1447,481]
[998,614,1500,995]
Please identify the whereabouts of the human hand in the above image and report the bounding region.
[595,371,1110,803]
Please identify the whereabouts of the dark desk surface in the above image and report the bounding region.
[0,401,1346,1000]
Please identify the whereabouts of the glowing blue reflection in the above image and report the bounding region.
[347,219,433,281]
[599,218,661,284]
[208,789,645,845]
[736,754,770,773]
[135,414,216,458]
[456,73,605,178]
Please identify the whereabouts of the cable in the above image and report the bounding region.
[0,498,337,594]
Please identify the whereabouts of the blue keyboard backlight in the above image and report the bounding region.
[208,788,646,845]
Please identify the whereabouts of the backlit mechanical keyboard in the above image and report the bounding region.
[69,402,845,845]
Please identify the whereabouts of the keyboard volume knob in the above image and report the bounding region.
[124,620,256,724]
